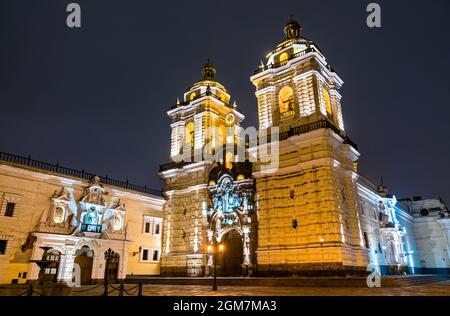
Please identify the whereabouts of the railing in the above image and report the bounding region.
[253,47,315,75]
[170,90,232,110]
[263,119,358,150]
[80,223,102,233]
[0,152,162,196]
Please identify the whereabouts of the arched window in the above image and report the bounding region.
[219,124,227,146]
[189,92,197,101]
[111,214,122,231]
[53,206,65,224]
[279,52,289,65]
[278,86,295,119]
[323,88,332,116]
[185,122,195,148]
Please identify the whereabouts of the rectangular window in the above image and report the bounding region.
[22,272,27,279]
[378,243,382,254]
[143,216,162,236]
[152,250,159,261]
[5,202,15,217]
[142,249,149,261]
[363,232,370,249]
[0,240,7,254]
[141,248,160,262]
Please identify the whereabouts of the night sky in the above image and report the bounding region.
[1,1,449,203]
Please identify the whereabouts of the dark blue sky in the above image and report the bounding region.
[1,0,449,203]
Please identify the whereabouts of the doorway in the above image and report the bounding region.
[220,230,243,276]
[106,258,119,282]
[74,246,94,285]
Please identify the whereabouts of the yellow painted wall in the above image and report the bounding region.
[0,161,164,284]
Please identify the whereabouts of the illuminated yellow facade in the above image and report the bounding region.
[0,156,164,285]
[159,17,417,277]
[159,60,251,276]
[250,17,367,274]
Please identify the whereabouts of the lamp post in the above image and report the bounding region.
[319,237,325,272]
[208,241,224,291]
[103,248,119,296]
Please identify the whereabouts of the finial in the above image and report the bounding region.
[176,97,180,105]
[284,15,301,39]
[233,101,237,108]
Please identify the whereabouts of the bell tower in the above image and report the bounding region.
[159,62,256,277]
[251,16,344,133]
[250,17,368,275]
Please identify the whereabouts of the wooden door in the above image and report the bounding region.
[106,260,119,283]
[74,253,93,285]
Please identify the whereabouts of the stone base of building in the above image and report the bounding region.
[255,263,368,277]
[160,263,367,277]
[160,266,190,277]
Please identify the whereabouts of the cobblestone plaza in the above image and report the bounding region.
[72,281,450,296]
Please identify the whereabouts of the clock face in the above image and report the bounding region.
[225,112,235,125]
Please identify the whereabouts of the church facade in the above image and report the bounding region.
[158,18,449,277]
[1,19,449,285]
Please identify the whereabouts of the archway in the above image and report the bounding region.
[74,246,94,285]
[106,253,120,283]
[219,230,243,276]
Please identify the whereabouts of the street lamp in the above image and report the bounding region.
[132,246,142,257]
[319,237,325,272]
[103,248,119,296]
[208,241,224,291]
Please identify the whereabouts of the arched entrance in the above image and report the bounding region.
[106,254,119,283]
[74,246,94,285]
[219,230,243,276]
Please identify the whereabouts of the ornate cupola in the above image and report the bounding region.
[250,16,346,134]
[201,60,216,80]
[165,62,245,161]
[283,15,302,39]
